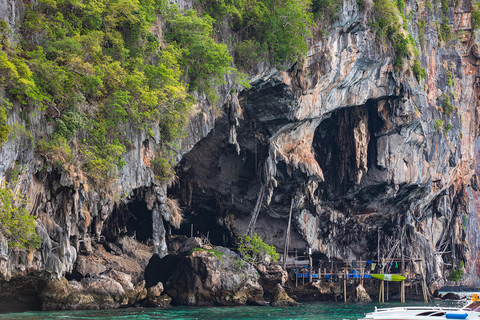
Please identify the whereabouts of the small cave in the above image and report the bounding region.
[126,200,153,242]
[168,195,235,247]
[101,198,153,243]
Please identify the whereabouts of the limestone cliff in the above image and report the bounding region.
[173,0,480,290]
[0,0,479,311]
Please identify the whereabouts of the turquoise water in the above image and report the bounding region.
[0,300,464,320]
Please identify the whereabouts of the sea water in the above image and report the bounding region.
[0,300,464,320]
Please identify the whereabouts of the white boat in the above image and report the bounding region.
[364,295,480,320]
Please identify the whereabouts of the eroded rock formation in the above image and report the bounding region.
[0,0,479,311]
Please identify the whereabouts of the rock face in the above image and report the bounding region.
[0,0,480,311]
[172,0,480,290]
[167,246,265,306]
[271,283,298,306]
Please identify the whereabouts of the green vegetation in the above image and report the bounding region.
[434,119,444,131]
[445,122,452,132]
[165,9,236,102]
[200,0,313,67]
[191,247,224,260]
[473,1,480,30]
[440,93,454,115]
[0,98,11,146]
[446,71,454,87]
[313,0,342,27]
[371,0,416,69]
[425,0,433,13]
[417,18,425,50]
[412,59,426,82]
[0,0,252,185]
[0,183,40,250]
[237,233,279,266]
[447,261,464,283]
[438,0,452,43]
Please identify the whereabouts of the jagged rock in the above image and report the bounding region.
[38,277,129,310]
[289,282,333,302]
[178,237,203,255]
[134,280,147,302]
[271,283,298,306]
[167,246,265,306]
[167,234,189,253]
[0,0,480,312]
[147,281,164,298]
[257,263,288,287]
[75,255,107,277]
[143,282,171,307]
[348,284,372,303]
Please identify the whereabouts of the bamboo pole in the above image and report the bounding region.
[282,197,295,269]
[344,267,347,302]
[245,185,265,236]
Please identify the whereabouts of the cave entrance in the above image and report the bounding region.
[313,101,383,200]
[126,200,153,242]
[101,198,154,243]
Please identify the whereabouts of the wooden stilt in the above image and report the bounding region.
[245,185,265,236]
[344,267,347,302]
[309,251,313,283]
[361,268,364,287]
[282,196,295,269]
[387,281,389,301]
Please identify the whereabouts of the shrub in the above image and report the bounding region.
[412,59,426,82]
[0,183,40,250]
[237,233,279,266]
[165,10,234,102]
[440,93,454,115]
[235,39,268,70]
[434,119,444,131]
[447,261,464,283]
[0,98,12,147]
[473,7,480,30]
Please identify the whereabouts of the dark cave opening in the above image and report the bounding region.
[313,101,384,201]
[126,200,153,242]
[102,198,153,243]
[170,197,234,248]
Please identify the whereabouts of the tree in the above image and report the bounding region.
[237,233,279,266]
[0,183,40,250]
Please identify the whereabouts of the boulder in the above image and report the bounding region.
[38,276,129,310]
[257,263,288,289]
[143,282,171,307]
[348,284,372,303]
[271,283,298,306]
[442,292,461,300]
[178,237,203,255]
[134,280,148,302]
[167,246,265,306]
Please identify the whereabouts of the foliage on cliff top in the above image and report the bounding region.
[237,233,279,266]
[0,183,40,250]
[371,0,417,69]
[200,0,313,66]
[0,0,245,185]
